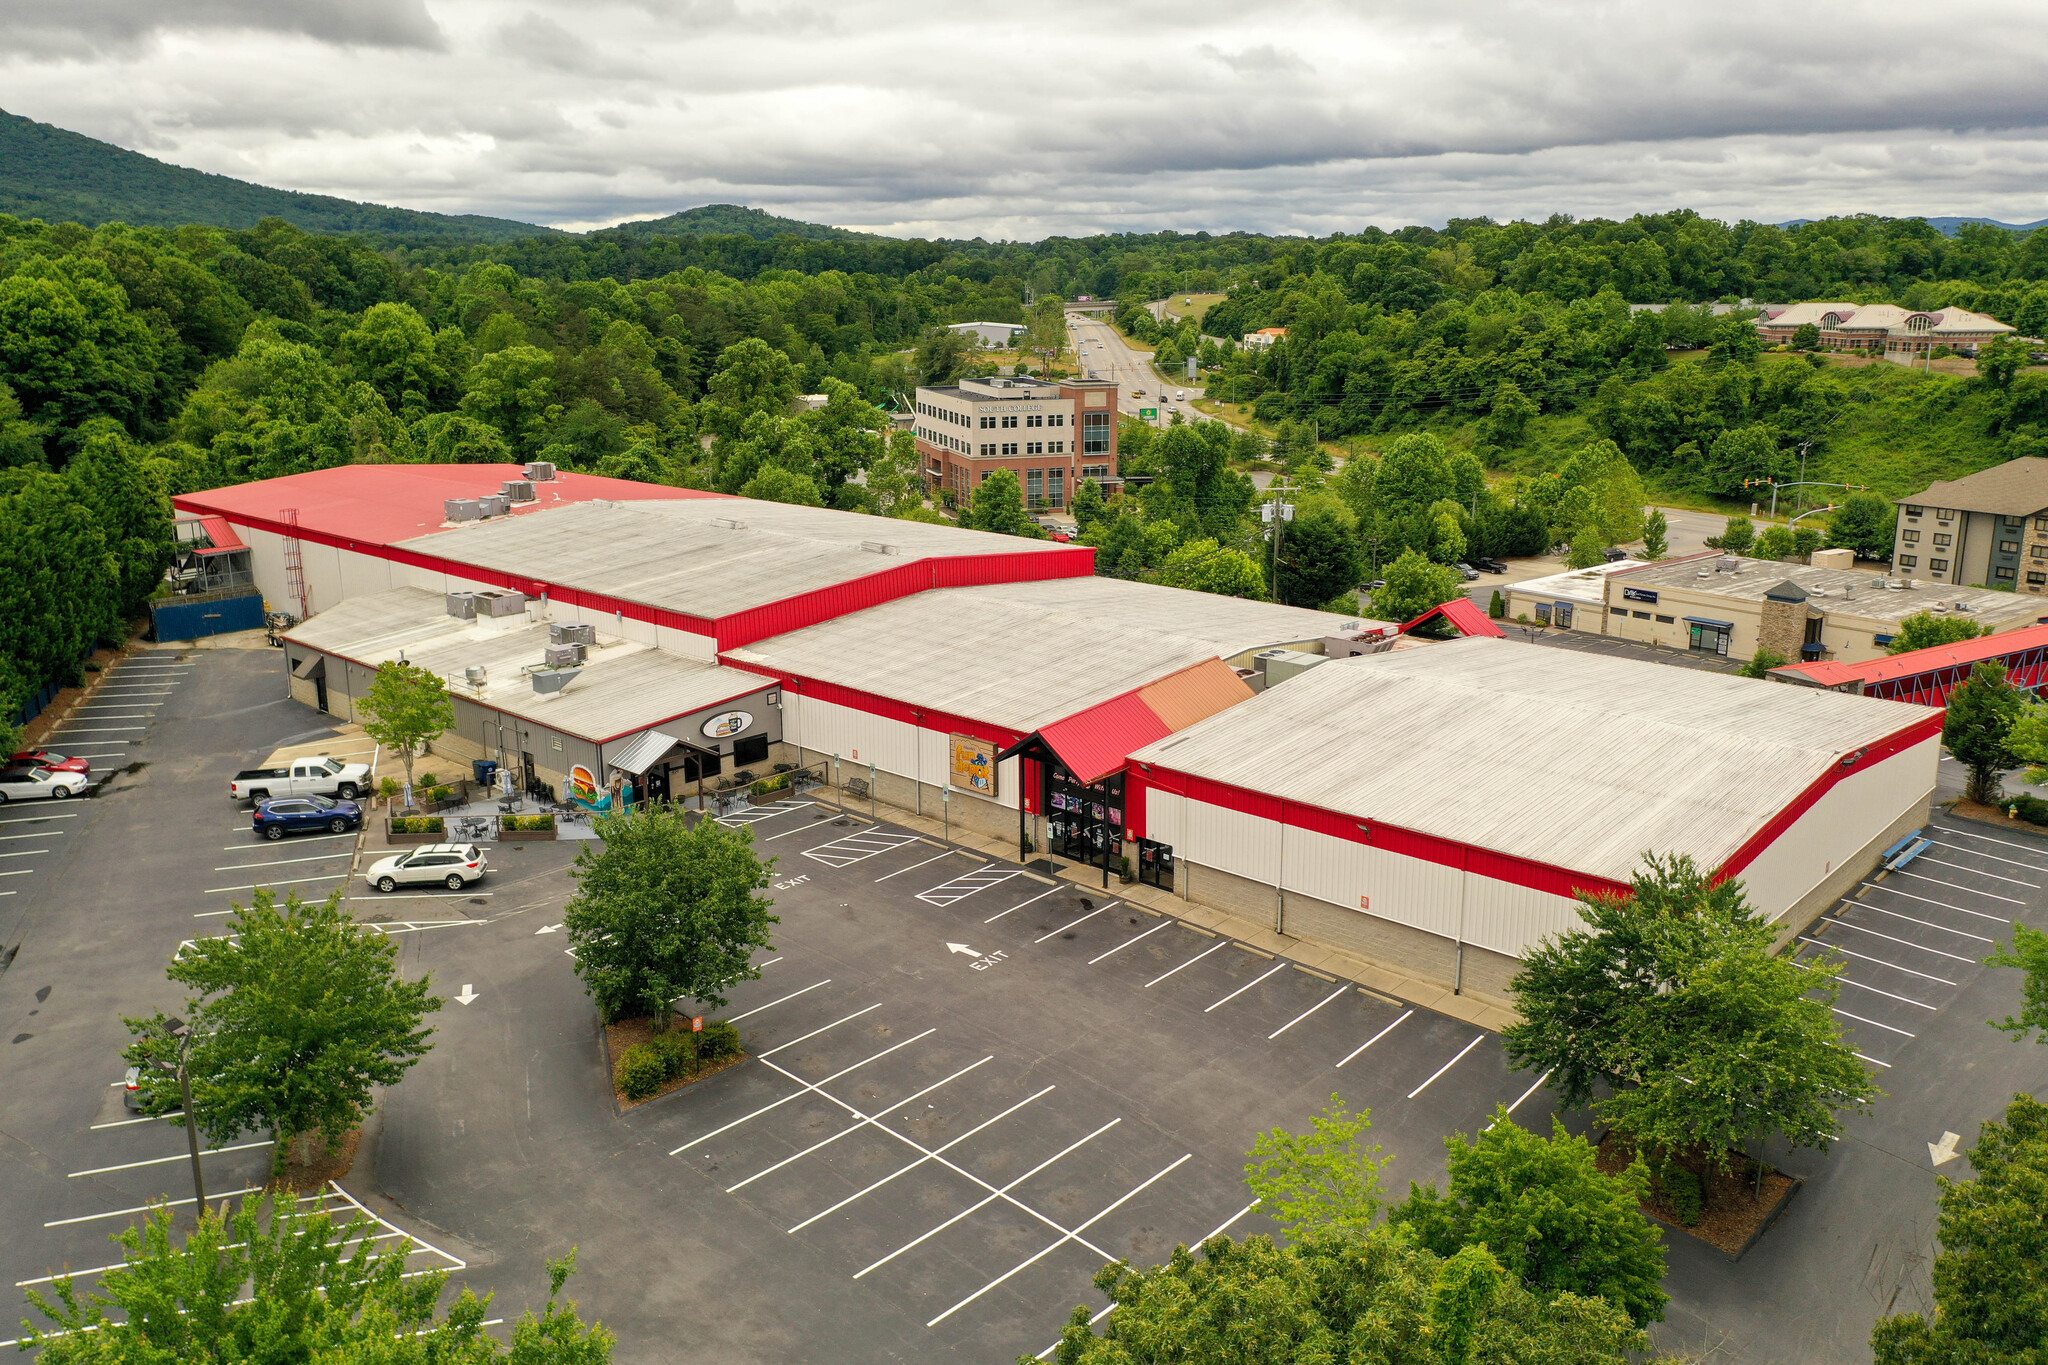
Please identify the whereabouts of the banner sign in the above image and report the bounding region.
[950,734,996,797]
[1622,586,1660,604]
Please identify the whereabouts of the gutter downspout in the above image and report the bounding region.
[1453,850,1469,994]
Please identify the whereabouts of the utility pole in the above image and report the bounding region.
[1264,479,1295,601]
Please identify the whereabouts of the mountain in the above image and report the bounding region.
[1778,215,2048,236]
[604,204,872,241]
[0,107,555,242]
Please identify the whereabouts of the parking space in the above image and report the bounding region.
[1796,812,2047,1069]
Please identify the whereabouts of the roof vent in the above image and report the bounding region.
[1696,565,1713,577]
[464,665,488,691]
[446,592,477,619]
[1931,600,1949,613]
[524,461,557,482]
[1955,599,1974,613]
[529,668,581,696]
[444,498,481,522]
[502,480,535,503]
[710,517,748,531]
[477,494,511,518]
[860,540,902,556]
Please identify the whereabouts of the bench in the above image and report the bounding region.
[1883,832,1932,873]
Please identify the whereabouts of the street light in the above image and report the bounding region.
[152,1016,206,1214]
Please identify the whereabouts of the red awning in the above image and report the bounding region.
[1034,691,1175,786]
[192,515,246,556]
[1402,596,1505,637]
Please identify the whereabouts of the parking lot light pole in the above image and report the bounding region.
[156,1017,206,1214]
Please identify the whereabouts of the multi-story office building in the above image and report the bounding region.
[1892,459,2048,591]
[912,376,1121,510]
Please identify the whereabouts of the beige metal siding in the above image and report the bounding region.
[1736,736,1940,921]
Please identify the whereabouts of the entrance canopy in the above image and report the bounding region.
[609,729,684,776]
[996,657,1255,786]
[1401,597,1505,638]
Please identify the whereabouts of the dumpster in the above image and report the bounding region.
[472,759,499,787]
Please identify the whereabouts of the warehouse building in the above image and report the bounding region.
[1124,638,1941,997]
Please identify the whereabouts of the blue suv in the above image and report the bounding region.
[253,793,363,840]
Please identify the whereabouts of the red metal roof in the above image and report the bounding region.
[1402,596,1506,638]
[1775,621,2048,689]
[192,515,246,556]
[172,465,722,549]
[1026,659,1256,786]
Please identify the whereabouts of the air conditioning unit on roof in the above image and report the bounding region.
[502,480,535,503]
[477,494,511,517]
[524,461,557,481]
[444,498,481,522]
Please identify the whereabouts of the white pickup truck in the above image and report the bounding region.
[229,756,371,803]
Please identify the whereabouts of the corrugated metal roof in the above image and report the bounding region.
[1037,692,1174,785]
[1130,636,1936,883]
[1404,596,1505,638]
[193,516,245,556]
[727,580,1371,733]
[1777,621,2048,689]
[609,730,685,775]
[1138,658,1256,732]
[285,588,773,744]
[395,498,1077,623]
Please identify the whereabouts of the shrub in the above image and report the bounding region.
[502,814,555,831]
[616,1042,669,1100]
[2008,793,2048,826]
[1650,1154,1704,1226]
[418,773,439,789]
[651,1030,694,1077]
[378,776,401,800]
[750,773,790,797]
[391,816,445,834]
[699,1020,742,1062]
[429,785,455,804]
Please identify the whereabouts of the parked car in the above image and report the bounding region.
[253,793,363,839]
[1365,579,1386,592]
[1602,547,1631,562]
[9,749,89,774]
[229,756,370,802]
[364,843,488,893]
[1453,563,1482,581]
[0,764,88,802]
[1472,557,1507,574]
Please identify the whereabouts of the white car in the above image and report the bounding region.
[1175,390,1187,400]
[365,843,488,892]
[0,764,88,802]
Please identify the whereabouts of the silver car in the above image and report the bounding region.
[364,843,487,893]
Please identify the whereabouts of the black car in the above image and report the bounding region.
[1472,557,1507,573]
[1602,547,1631,562]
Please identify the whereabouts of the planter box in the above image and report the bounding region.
[498,827,557,842]
[385,821,445,845]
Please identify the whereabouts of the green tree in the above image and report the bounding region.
[1242,1093,1387,1236]
[1430,508,1470,565]
[65,419,174,616]
[410,410,512,464]
[23,1199,610,1364]
[1978,334,2030,391]
[338,301,446,417]
[1477,381,1539,447]
[1160,538,1266,598]
[458,344,556,456]
[1871,1094,2048,1365]
[1274,507,1364,607]
[1372,432,1455,520]
[125,890,442,1174]
[1944,661,2022,803]
[1565,525,1606,569]
[699,337,801,441]
[1714,515,1756,554]
[356,659,456,798]
[863,427,926,517]
[1388,1112,1668,1327]
[1020,296,1068,373]
[1791,322,1821,350]
[1487,588,1505,619]
[1889,609,1992,654]
[0,260,162,434]
[1986,922,2048,1043]
[564,805,778,1029]
[1739,647,1787,679]
[1369,549,1462,623]
[741,465,824,506]
[961,467,1045,538]
[1827,491,1897,561]
[1753,524,1798,561]
[913,327,973,386]
[1640,508,1669,560]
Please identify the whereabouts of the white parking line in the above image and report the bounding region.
[1833,1007,1916,1038]
[64,711,152,718]
[1925,838,2048,872]
[925,1153,1193,1327]
[668,1005,885,1153]
[724,979,831,1023]
[1087,918,1172,964]
[0,869,35,878]
[788,1085,1057,1234]
[1847,901,1996,943]
[1268,985,1349,1039]
[214,852,354,871]
[874,851,955,882]
[1145,939,1230,987]
[1930,822,2048,861]
[221,832,356,849]
[0,813,77,825]
[725,1056,992,1192]
[204,874,347,894]
[88,1114,174,1130]
[1912,855,2038,888]
[45,1186,264,1227]
[0,831,59,841]
[853,1118,1121,1279]
[985,883,1062,923]
[1882,872,2025,907]
[916,869,1023,906]
[1034,904,1111,942]
[1487,1069,1556,1128]
[68,1139,272,1177]
[1824,919,1978,963]
[1837,976,1939,1009]
[0,848,48,858]
[1336,1010,1414,1067]
[1799,936,1958,985]
[1855,1052,1893,1069]
[1032,1196,1259,1360]
[48,726,146,733]
[801,831,924,868]
[1204,962,1285,1013]
[1407,1035,1486,1099]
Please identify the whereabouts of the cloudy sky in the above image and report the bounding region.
[5,0,2048,239]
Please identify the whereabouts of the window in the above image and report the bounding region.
[1933,533,1952,547]
[1081,464,1109,481]
[1001,442,1018,456]
[1936,509,1955,522]
[1535,604,1552,624]
[2003,541,2022,555]
[1655,614,1674,623]
[2034,545,2048,560]
[979,443,995,456]
[1048,440,1065,454]
[980,416,995,429]
[2032,571,2047,586]
[1026,441,1044,455]
[1048,413,1065,427]
[1632,610,1652,620]
[1026,469,1044,503]
[733,734,769,766]
[1902,530,1919,543]
[1996,565,2018,580]
[1688,622,1732,656]
[1898,554,1918,568]
[2036,516,2048,532]
[1048,468,1064,507]
[1930,558,1950,573]
[1001,415,1019,429]
[1610,605,1627,616]
[2007,515,2027,528]
[1026,414,1043,428]
[1904,505,1925,517]
[1082,411,1111,454]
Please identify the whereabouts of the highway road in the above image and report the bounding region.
[1066,310,1209,430]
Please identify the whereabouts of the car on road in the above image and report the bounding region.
[1175,390,1187,400]
[10,749,90,774]
[1130,389,1145,398]
[229,756,370,802]
[364,843,487,893]
[1453,563,1481,581]
[253,793,363,839]
[1365,579,1386,592]
[1472,557,1507,573]
[0,764,89,802]
[1602,547,1631,562]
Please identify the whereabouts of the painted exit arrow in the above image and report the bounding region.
[1929,1131,1962,1166]
[454,984,480,1006]
[535,924,562,935]
[946,942,983,958]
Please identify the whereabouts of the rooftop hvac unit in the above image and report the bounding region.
[1955,600,1974,613]
[445,591,478,619]
[464,665,488,690]
[474,590,528,617]
[549,622,595,647]
[544,643,586,669]
[477,494,511,517]
[524,461,557,481]
[1718,556,1741,573]
[501,480,535,503]
[1254,648,1327,686]
[530,667,580,696]
[860,540,902,556]
[444,498,482,522]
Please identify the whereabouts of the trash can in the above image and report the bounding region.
[472,759,499,787]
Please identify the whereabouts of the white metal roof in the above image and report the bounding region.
[728,578,1379,733]
[285,588,773,744]
[394,497,1073,622]
[1505,561,1642,606]
[1129,636,1935,882]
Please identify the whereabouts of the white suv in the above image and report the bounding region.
[365,843,487,892]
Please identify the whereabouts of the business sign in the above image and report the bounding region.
[950,734,997,797]
[1622,586,1660,604]
[1139,408,1158,420]
[701,710,753,740]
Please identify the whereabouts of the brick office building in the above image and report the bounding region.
[912,375,1121,510]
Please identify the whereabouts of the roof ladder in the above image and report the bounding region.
[281,507,310,621]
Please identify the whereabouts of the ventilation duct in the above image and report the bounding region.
[530,668,581,695]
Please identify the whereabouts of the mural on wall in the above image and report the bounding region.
[702,710,752,740]
[950,734,996,797]
[567,763,610,811]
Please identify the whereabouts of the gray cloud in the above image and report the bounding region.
[0,0,445,59]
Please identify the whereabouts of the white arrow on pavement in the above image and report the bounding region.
[535,924,562,935]
[1929,1131,1963,1166]
[454,984,480,1006]
[946,942,982,958]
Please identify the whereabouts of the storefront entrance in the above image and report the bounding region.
[1044,762,1125,886]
